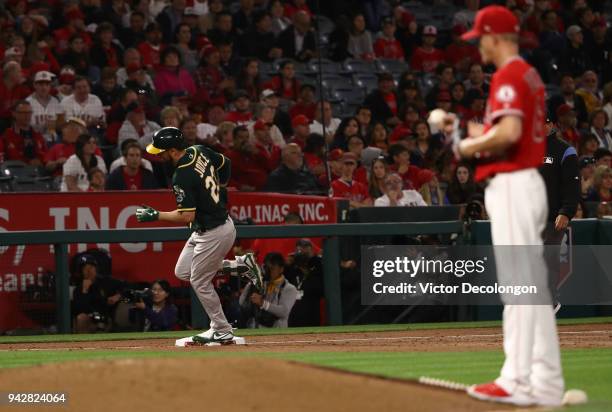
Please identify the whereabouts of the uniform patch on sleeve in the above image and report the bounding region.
[173,185,186,203]
[495,85,516,103]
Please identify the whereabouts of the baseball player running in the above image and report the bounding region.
[135,127,264,344]
[454,6,564,407]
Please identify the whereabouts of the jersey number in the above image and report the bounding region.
[205,165,220,204]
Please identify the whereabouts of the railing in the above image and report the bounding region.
[0,221,464,333]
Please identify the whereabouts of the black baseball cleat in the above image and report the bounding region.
[242,253,264,292]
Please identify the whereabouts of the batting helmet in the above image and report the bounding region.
[146,126,186,154]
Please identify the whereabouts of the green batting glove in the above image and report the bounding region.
[136,205,159,222]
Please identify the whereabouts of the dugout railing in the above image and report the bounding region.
[0,221,464,333]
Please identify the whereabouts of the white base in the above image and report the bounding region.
[175,336,246,347]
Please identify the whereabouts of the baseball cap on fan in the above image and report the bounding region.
[34,71,55,83]
[423,25,437,36]
[461,6,519,41]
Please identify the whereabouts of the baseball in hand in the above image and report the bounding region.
[428,109,447,131]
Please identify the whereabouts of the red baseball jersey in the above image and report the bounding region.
[475,57,546,181]
[331,179,369,202]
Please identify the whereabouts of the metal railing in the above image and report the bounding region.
[0,221,464,333]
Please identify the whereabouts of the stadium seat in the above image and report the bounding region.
[309,58,343,74]
[0,160,54,192]
[332,88,366,105]
[376,59,409,75]
[321,74,353,90]
[353,74,379,94]
[259,61,277,76]
[343,59,378,74]
[313,14,335,35]
[0,175,13,192]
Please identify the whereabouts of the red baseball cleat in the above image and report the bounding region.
[467,382,533,406]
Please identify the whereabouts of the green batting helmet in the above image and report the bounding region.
[146,126,186,154]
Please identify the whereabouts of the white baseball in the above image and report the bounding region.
[562,389,588,405]
[428,109,447,127]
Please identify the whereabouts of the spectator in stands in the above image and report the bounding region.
[586,165,612,202]
[226,90,253,124]
[331,116,359,151]
[138,23,163,70]
[590,17,609,77]
[277,10,316,62]
[45,117,87,177]
[387,143,421,190]
[249,212,305,264]
[156,0,187,43]
[236,58,261,102]
[426,64,456,110]
[576,70,602,115]
[390,103,419,143]
[60,35,91,77]
[173,23,197,73]
[348,13,374,60]
[539,10,565,57]
[251,119,282,165]
[328,15,351,61]
[116,49,154,89]
[266,60,300,102]
[180,117,198,146]
[463,63,489,94]
[260,89,292,137]
[453,0,478,28]
[61,133,107,192]
[53,7,91,56]
[289,115,310,149]
[87,167,106,192]
[579,155,596,199]
[464,88,485,123]
[447,163,479,204]
[347,135,368,183]
[106,141,157,190]
[237,10,282,62]
[208,12,237,46]
[368,156,389,199]
[131,279,178,331]
[265,143,321,194]
[203,121,234,152]
[365,72,400,128]
[594,148,612,168]
[0,61,31,132]
[309,100,341,141]
[331,151,371,208]
[410,25,444,74]
[590,110,612,149]
[374,17,404,60]
[303,133,327,184]
[368,122,389,153]
[445,24,480,75]
[121,11,147,49]
[560,25,591,77]
[226,125,270,190]
[556,104,581,146]
[410,120,440,169]
[72,254,118,333]
[117,105,160,148]
[284,0,312,19]
[286,239,323,327]
[233,0,256,34]
[109,138,154,174]
[239,252,298,328]
[374,172,426,207]
[27,71,64,144]
[418,169,448,206]
[354,106,372,140]
[548,73,589,125]
[196,106,225,141]
[578,134,599,158]
[194,46,232,107]
[61,76,105,129]
[392,6,418,59]
[269,0,290,36]
[154,46,196,101]
[289,84,317,121]
[2,99,46,165]
[90,22,123,71]
[56,67,76,102]
[92,68,121,109]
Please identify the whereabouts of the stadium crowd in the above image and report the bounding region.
[0,0,611,211]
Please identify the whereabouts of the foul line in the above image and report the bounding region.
[0,330,609,352]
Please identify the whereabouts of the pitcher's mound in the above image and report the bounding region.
[1,357,509,412]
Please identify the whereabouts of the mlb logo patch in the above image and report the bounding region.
[544,157,554,164]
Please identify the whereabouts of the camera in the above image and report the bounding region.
[121,288,152,304]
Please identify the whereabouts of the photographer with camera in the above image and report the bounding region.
[239,252,298,328]
[285,239,324,327]
[130,280,178,332]
[72,254,122,333]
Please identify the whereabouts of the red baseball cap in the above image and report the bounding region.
[461,6,519,41]
[126,62,142,74]
[328,149,343,161]
[556,104,575,118]
[292,115,309,128]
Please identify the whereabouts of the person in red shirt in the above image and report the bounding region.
[138,23,163,70]
[444,24,481,75]
[364,72,401,128]
[330,152,371,208]
[53,8,92,56]
[265,60,300,102]
[388,143,422,189]
[346,135,368,185]
[283,0,312,19]
[90,22,123,70]
[289,84,317,121]
[455,6,563,407]
[225,90,253,124]
[410,25,445,73]
[374,17,404,60]
[44,117,87,176]
[252,119,281,169]
[106,141,158,190]
[1,100,46,165]
[289,115,310,149]
[226,125,271,190]
[303,132,327,184]
[0,61,31,132]
[555,104,581,146]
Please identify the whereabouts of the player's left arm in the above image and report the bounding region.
[458,115,523,158]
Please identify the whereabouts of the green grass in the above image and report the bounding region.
[1,316,610,344]
[1,348,610,411]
